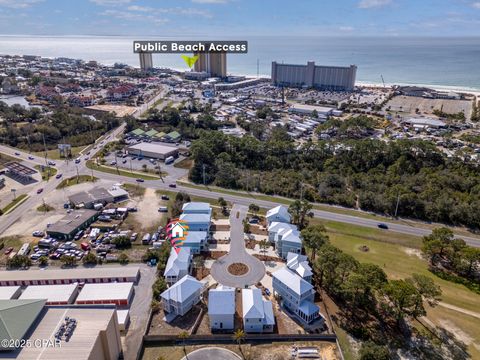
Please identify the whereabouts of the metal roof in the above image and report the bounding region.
[76,282,133,302]
[182,202,211,213]
[0,299,46,350]
[0,286,21,300]
[208,285,235,315]
[0,266,140,283]
[272,267,313,296]
[266,205,291,222]
[179,213,211,224]
[46,209,98,235]
[19,283,78,303]
[127,142,178,155]
[160,275,202,303]
[164,247,191,277]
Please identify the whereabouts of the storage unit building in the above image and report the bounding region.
[76,282,134,306]
[19,283,79,305]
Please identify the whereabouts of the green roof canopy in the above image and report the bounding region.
[144,129,158,137]
[130,128,145,136]
[166,131,181,140]
[0,299,46,350]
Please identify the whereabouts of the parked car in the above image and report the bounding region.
[169,183,176,188]
[4,247,13,255]
[14,152,20,156]
[32,230,44,237]
[110,161,117,166]
[161,195,169,200]
[48,161,56,166]
[377,223,389,230]
[265,288,271,296]
[55,173,63,179]
[28,156,34,160]
[37,188,43,194]
[127,207,138,212]
[158,206,168,213]
[130,233,138,242]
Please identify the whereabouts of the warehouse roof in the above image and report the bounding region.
[19,283,78,304]
[68,187,118,206]
[46,209,98,235]
[0,266,140,283]
[76,282,134,302]
[127,142,178,155]
[0,299,46,350]
[14,307,119,359]
[289,103,334,115]
[0,286,21,300]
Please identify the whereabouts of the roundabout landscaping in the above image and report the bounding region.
[227,262,249,276]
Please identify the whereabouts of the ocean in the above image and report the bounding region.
[1,35,480,91]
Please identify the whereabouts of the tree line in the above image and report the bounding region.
[189,127,480,229]
[0,102,120,152]
[301,224,453,359]
[422,227,480,293]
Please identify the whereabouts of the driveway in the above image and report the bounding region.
[210,204,265,288]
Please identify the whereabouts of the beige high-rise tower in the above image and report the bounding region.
[139,52,153,71]
[193,52,227,78]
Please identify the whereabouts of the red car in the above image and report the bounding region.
[37,188,43,194]
[4,247,13,255]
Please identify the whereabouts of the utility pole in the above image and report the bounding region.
[394,193,401,218]
[42,198,47,214]
[76,165,79,183]
[42,132,50,180]
[129,158,133,174]
[114,152,119,174]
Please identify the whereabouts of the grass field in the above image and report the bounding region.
[86,160,161,180]
[34,165,57,181]
[56,175,98,189]
[311,218,480,358]
[33,145,86,160]
[1,194,28,214]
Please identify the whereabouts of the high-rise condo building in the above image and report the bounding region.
[139,52,153,71]
[271,61,357,91]
[194,52,227,78]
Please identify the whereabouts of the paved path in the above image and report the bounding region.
[210,204,265,288]
[438,302,480,320]
[181,347,241,360]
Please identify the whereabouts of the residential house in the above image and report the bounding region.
[179,212,211,232]
[163,247,192,285]
[286,252,313,283]
[183,231,208,254]
[275,228,302,259]
[160,275,203,317]
[268,222,297,242]
[208,285,235,331]
[242,287,275,333]
[266,205,291,225]
[272,267,322,325]
[182,202,212,215]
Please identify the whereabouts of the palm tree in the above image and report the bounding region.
[233,329,246,357]
[259,239,269,257]
[178,331,189,354]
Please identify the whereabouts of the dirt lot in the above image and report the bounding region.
[122,187,167,233]
[149,304,205,336]
[385,95,472,118]
[142,342,340,360]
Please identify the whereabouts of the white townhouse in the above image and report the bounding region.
[208,285,235,331]
[164,247,192,285]
[268,222,298,242]
[242,287,275,333]
[160,275,203,317]
[286,252,313,283]
[272,266,322,325]
[275,228,302,259]
[266,205,291,225]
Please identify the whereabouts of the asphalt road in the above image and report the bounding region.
[210,204,265,288]
[1,120,480,249]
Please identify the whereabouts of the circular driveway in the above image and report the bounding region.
[211,204,265,288]
[181,347,241,360]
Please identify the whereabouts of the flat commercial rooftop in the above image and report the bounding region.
[47,209,98,235]
[127,142,178,155]
[19,283,78,304]
[76,282,134,302]
[14,307,121,360]
[0,266,140,284]
[0,285,21,299]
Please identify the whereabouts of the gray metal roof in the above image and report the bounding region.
[46,209,98,235]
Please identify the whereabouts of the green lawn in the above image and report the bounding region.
[313,218,480,356]
[56,175,99,189]
[34,165,57,181]
[1,194,28,214]
[86,160,161,180]
[33,145,86,160]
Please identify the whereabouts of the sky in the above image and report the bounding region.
[0,0,479,37]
